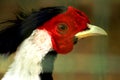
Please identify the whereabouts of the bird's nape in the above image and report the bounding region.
[0,6,66,54]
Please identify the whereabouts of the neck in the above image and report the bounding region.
[40,51,57,80]
[2,29,52,80]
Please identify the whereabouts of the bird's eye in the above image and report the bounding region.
[57,23,68,34]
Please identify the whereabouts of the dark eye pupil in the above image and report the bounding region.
[57,23,68,34]
[58,24,67,31]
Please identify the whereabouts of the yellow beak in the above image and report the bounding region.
[75,24,107,39]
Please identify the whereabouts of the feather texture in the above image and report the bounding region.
[0,6,66,54]
[2,29,52,80]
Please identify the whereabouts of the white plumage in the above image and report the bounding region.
[2,29,52,80]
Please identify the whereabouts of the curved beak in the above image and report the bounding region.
[75,24,107,39]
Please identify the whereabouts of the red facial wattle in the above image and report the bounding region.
[38,6,90,54]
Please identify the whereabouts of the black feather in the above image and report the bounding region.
[19,6,67,39]
[0,18,22,54]
[0,6,67,54]
[40,50,57,80]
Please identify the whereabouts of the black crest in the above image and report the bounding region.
[0,6,67,54]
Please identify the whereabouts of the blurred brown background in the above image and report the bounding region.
[0,0,120,80]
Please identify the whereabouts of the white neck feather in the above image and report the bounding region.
[2,29,52,80]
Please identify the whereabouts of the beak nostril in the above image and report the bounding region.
[73,37,78,44]
[83,27,90,31]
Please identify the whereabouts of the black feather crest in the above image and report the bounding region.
[0,6,67,54]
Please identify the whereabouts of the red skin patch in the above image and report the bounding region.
[38,6,90,54]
